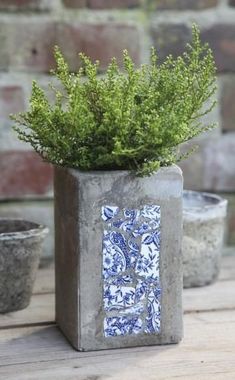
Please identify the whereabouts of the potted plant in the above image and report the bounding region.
[12,25,216,351]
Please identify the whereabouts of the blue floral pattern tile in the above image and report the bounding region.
[104,316,142,337]
[102,206,119,222]
[102,230,130,280]
[102,205,161,338]
[141,205,160,221]
[104,284,135,311]
[145,288,161,333]
[107,274,133,286]
[135,279,149,303]
[120,303,145,315]
[135,232,160,280]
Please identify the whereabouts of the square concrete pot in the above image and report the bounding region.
[54,165,183,351]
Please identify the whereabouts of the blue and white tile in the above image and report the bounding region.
[104,316,142,337]
[112,209,141,233]
[141,205,161,221]
[124,208,140,222]
[128,239,140,267]
[102,204,161,337]
[113,219,137,233]
[103,284,135,311]
[102,230,130,279]
[107,274,133,286]
[135,232,160,280]
[135,279,149,303]
[145,288,161,334]
[149,219,161,230]
[132,222,152,238]
[102,206,119,222]
[119,302,145,315]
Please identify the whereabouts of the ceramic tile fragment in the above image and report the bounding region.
[103,284,135,311]
[102,205,161,337]
[145,288,161,333]
[104,316,142,337]
[107,274,133,286]
[119,303,145,315]
[135,231,160,280]
[102,230,130,280]
[101,206,119,221]
[135,279,149,303]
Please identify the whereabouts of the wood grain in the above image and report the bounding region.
[0,294,55,329]
[183,279,235,313]
[0,254,234,379]
[0,311,235,379]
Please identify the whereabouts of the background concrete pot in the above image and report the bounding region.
[54,165,183,351]
[183,191,228,288]
[0,219,48,313]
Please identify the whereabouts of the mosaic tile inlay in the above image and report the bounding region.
[102,205,161,338]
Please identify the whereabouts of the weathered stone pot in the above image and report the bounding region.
[54,165,183,351]
[183,190,228,288]
[0,219,48,313]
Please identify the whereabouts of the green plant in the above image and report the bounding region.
[12,24,216,176]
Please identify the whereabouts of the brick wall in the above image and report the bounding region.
[0,0,235,261]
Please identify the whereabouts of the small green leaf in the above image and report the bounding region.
[12,24,217,177]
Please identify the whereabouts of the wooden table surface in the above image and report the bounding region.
[0,252,235,380]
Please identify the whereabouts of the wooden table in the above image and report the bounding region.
[0,253,235,380]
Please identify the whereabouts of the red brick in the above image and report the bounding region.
[0,151,53,199]
[201,25,235,73]
[58,23,140,71]
[87,0,140,9]
[0,119,28,151]
[0,0,42,10]
[152,0,218,10]
[221,75,235,132]
[8,21,57,73]
[62,0,86,7]
[151,24,191,63]
[0,86,25,118]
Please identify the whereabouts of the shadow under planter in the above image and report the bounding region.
[0,219,48,313]
[183,191,228,288]
[54,165,183,351]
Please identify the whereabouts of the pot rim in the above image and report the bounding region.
[0,218,49,240]
[183,190,228,212]
[54,163,182,176]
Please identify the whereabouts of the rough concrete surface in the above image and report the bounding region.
[0,200,54,264]
[0,219,48,313]
[183,190,228,288]
[54,165,183,351]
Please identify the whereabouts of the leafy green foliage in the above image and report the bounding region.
[12,24,217,176]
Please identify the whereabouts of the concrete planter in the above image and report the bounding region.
[183,191,228,288]
[54,165,183,351]
[0,219,48,313]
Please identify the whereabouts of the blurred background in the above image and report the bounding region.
[0,0,234,264]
